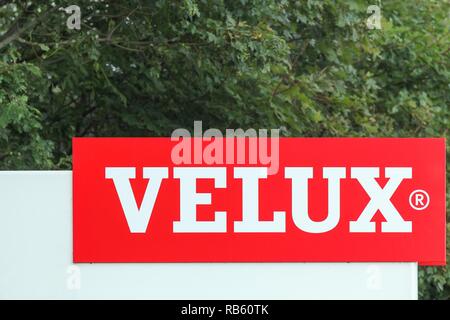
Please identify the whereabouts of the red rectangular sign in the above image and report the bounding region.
[73,137,446,265]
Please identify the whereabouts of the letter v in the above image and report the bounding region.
[105,167,168,233]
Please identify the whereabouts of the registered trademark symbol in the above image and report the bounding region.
[409,189,430,210]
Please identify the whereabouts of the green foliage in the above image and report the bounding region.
[0,0,448,298]
[0,60,54,168]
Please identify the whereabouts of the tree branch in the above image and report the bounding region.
[0,0,13,7]
[0,5,56,52]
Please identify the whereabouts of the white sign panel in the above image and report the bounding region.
[0,171,417,299]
